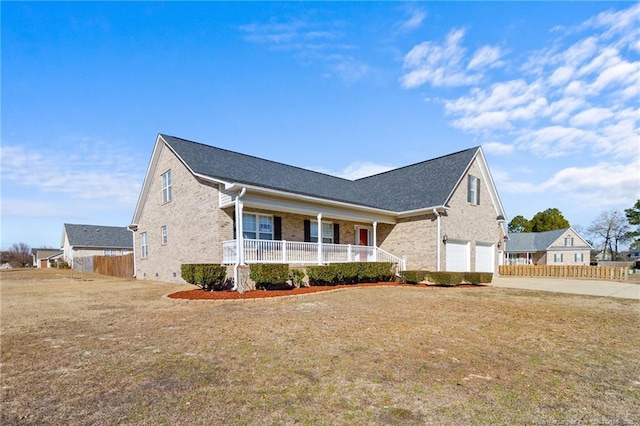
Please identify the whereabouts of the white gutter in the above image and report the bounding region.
[127,224,138,278]
[433,209,442,271]
[232,187,247,291]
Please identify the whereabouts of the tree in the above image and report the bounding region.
[625,199,640,249]
[529,208,570,232]
[508,215,532,233]
[587,210,630,261]
[8,242,32,267]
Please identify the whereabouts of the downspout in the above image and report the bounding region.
[433,209,441,271]
[232,187,247,291]
[127,224,138,278]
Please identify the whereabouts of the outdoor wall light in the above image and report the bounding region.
[442,234,448,244]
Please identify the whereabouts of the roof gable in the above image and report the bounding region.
[63,223,133,249]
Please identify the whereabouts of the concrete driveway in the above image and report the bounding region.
[491,276,640,300]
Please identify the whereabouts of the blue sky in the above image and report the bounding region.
[2,2,639,250]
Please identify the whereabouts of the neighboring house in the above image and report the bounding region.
[504,228,592,265]
[130,134,508,284]
[61,223,133,269]
[31,248,64,268]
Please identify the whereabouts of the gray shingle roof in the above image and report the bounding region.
[63,224,133,249]
[162,134,479,212]
[505,229,568,252]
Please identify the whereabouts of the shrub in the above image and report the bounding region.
[307,262,395,286]
[307,264,340,286]
[249,264,290,289]
[358,262,394,282]
[181,264,228,291]
[399,270,428,284]
[290,269,306,288]
[426,271,464,286]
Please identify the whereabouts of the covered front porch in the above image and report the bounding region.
[223,239,407,270]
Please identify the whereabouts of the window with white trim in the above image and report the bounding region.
[574,253,584,262]
[243,213,273,240]
[564,237,574,247]
[104,249,119,256]
[141,232,148,259]
[311,221,334,243]
[161,225,168,245]
[553,253,563,263]
[161,170,172,203]
[467,175,480,205]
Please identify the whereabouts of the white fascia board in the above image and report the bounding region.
[223,182,398,222]
[396,205,449,219]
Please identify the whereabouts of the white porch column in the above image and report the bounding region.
[317,213,323,265]
[373,221,378,261]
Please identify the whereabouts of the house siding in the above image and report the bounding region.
[135,143,232,282]
[546,229,590,265]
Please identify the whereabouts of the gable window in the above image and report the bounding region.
[162,170,172,203]
[141,232,148,259]
[564,237,574,247]
[161,225,168,245]
[467,175,480,205]
[553,253,563,263]
[243,213,273,240]
[575,253,584,262]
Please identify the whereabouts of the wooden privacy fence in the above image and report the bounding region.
[499,265,628,281]
[93,253,134,278]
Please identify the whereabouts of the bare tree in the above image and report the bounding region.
[8,242,32,267]
[587,210,630,261]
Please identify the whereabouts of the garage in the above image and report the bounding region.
[446,241,470,272]
[476,243,495,273]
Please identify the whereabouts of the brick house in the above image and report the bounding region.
[504,228,592,265]
[130,134,508,285]
[61,223,133,269]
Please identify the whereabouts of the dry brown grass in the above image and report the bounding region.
[1,268,639,425]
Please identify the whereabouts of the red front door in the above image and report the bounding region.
[358,229,369,261]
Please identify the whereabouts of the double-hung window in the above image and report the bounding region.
[161,225,168,245]
[564,237,574,247]
[574,253,584,262]
[553,253,563,263]
[162,170,172,203]
[467,175,480,205]
[243,213,273,240]
[141,232,148,259]
[310,221,334,243]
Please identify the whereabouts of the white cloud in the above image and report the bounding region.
[398,8,426,32]
[483,142,514,155]
[539,158,640,209]
[0,141,143,208]
[569,107,613,127]
[310,162,395,180]
[400,28,484,88]
[1,199,85,218]
[467,45,504,70]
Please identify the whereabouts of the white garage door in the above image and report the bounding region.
[446,241,470,272]
[476,244,494,273]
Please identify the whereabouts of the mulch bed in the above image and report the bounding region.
[168,282,487,300]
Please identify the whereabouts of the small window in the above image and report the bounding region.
[162,170,172,203]
[141,232,148,259]
[104,249,118,256]
[575,253,584,262]
[564,237,574,247]
[310,221,334,243]
[554,253,563,263]
[467,175,480,205]
[243,213,272,240]
[161,225,168,245]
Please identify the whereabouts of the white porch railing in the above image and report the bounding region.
[223,239,406,270]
